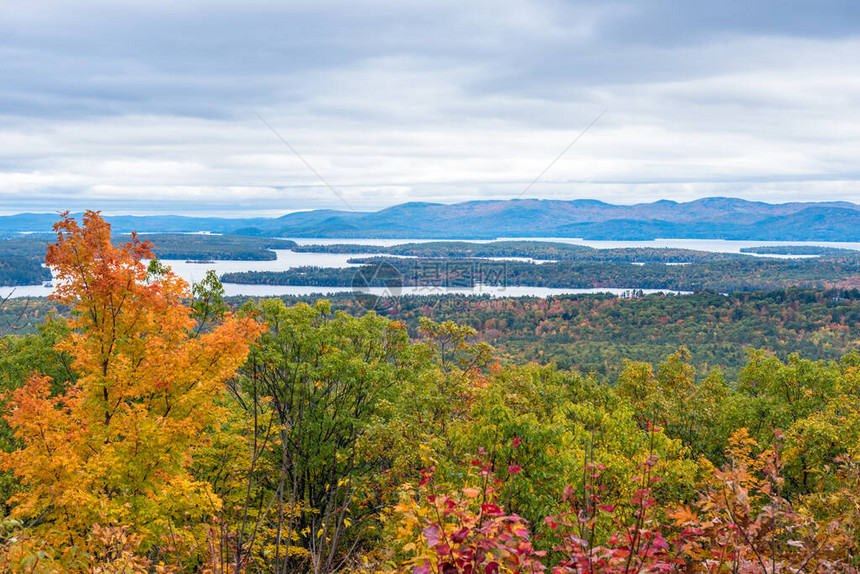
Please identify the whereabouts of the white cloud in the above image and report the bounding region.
[0,0,858,215]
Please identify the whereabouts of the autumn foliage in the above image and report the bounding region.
[0,211,859,573]
[387,429,858,573]
[1,211,262,569]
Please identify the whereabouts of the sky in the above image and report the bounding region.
[1,0,859,216]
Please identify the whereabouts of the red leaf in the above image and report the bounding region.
[481,503,503,516]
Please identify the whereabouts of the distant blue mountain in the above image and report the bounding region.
[3,197,860,240]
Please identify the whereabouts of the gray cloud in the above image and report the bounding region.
[1,0,859,215]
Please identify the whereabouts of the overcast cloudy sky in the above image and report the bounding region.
[1,0,859,215]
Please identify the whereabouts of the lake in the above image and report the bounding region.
[3,237,859,299]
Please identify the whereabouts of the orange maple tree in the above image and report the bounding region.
[1,211,262,565]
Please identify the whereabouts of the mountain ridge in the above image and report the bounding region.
[2,197,860,240]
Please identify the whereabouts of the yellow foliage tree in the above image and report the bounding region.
[1,211,262,566]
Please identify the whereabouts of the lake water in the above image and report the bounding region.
[0,249,383,299]
[158,250,386,284]
[3,237,858,299]
[0,282,686,300]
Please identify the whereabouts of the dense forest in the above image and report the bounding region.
[0,257,52,286]
[0,236,53,286]
[1,212,860,573]
[221,255,860,292]
[314,289,860,379]
[291,241,753,263]
[128,234,298,261]
[6,287,860,382]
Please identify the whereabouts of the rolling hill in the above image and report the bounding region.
[2,197,860,240]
